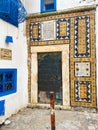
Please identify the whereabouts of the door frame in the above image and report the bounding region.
[31,44,70,108]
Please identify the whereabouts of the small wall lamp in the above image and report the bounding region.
[5,36,13,43]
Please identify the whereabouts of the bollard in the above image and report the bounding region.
[50,92,55,130]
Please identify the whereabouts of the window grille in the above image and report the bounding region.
[0,0,27,27]
[18,0,27,23]
[0,69,17,97]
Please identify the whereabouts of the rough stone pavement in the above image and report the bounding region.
[0,107,98,130]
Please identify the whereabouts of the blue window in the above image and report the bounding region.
[0,69,17,97]
[41,0,56,13]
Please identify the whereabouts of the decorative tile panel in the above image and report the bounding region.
[26,9,96,108]
[70,10,96,107]
[31,39,69,46]
[75,81,92,102]
[30,22,41,42]
[74,15,90,57]
[32,25,39,38]
[41,20,56,41]
[75,62,90,77]
[56,18,70,40]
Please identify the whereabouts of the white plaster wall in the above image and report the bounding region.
[25,0,40,14]
[25,0,97,14]
[96,7,98,108]
[0,20,28,123]
[57,0,97,11]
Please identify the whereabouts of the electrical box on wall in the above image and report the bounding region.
[5,36,13,43]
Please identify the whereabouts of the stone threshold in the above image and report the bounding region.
[27,103,97,113]
[27,103,71,110]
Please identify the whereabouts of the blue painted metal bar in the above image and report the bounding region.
[0,100,5,116]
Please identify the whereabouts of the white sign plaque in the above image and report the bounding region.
[75,62,90,77]
[41,20,56,41]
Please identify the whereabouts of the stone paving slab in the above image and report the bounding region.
[0,108,98,130]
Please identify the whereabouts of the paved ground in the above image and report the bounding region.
[0,107,98,130]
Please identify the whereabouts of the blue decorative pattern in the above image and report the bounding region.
[0,69,17,97]
[18,0,27,23]
[74,15,90,57]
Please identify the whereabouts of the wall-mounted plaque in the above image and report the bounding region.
[0,48,12,60]
[75,62,90,77]
[41,20,56,41]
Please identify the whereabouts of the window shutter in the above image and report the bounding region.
[0,0,27,27]
[0,0,18,27]
[0,0,10,14]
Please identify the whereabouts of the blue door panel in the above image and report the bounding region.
[0,100,5,116]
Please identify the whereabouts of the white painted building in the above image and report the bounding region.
[0,0,28,124]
